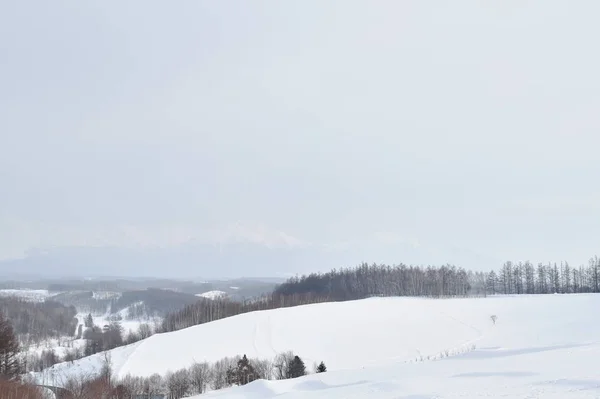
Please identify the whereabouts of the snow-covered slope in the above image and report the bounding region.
[196,290,228,300]
[35,295,600,398]
[0,289,54,302]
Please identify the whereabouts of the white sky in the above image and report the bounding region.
[1,1,600,273]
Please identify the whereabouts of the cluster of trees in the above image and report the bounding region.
[24,319,158,373]
[0,380,44,399]
[116,351,317,398]
[51,351,321,399]
[273,263,472,299]
[160,295,288,333]
[80,314,126,357]
[0,298,78,345]
[486,258,600,295]
[25,348,64,372]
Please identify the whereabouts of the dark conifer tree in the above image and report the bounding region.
[84,313,94,328]
[236,355,256,385]
[316,361,327,373]
[286,356,306,379]
[0,312,20,379]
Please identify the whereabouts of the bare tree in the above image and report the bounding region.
[252,358,273,380]
[166,368,190,399]
[211,356,239,390]
[137,323,153,340]
[189,361,212,394]
[274,351,295,380]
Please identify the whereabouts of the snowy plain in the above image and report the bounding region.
[35,294,600,398]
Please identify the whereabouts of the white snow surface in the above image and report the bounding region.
[0,289,54,302]
[35,295,600,398]
[196,290,228,300]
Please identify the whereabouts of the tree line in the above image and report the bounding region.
[50,350,323,399]
[273,263,472,299]
[161,263,472,333]
[485,257,600,295]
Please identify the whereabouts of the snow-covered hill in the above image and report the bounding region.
[35,294,600,398]
[196,290,228,300]
[0,289,55,302]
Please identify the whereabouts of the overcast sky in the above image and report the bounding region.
[1,1,600,274]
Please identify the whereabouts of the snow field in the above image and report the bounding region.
[35,294,600,398]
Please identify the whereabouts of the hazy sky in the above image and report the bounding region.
[1,1,600,273]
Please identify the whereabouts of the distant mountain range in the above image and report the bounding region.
[0,240,497,280]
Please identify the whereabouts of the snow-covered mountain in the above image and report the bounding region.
[34,294,600,398]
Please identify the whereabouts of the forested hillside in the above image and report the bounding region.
[0,298,77,345]
[161,263,473,333]
[109,288,199,318]
[161,257,600,335]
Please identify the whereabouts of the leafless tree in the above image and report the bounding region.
[189,361,211,394]
[137,323,152,340]
[252,358,273,380]
[274,351,295,380]
[166,368,190,399]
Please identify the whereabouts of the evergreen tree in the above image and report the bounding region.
[84,313,94,328]
[236,354,256,385]
[286,356,306,378]
[0,312,20,379]
[316,361,327,373]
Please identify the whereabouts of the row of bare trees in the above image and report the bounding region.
[274,263,472,299]
[485,257,600,295]
[47,351,317,399]
[119,352,310,398]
